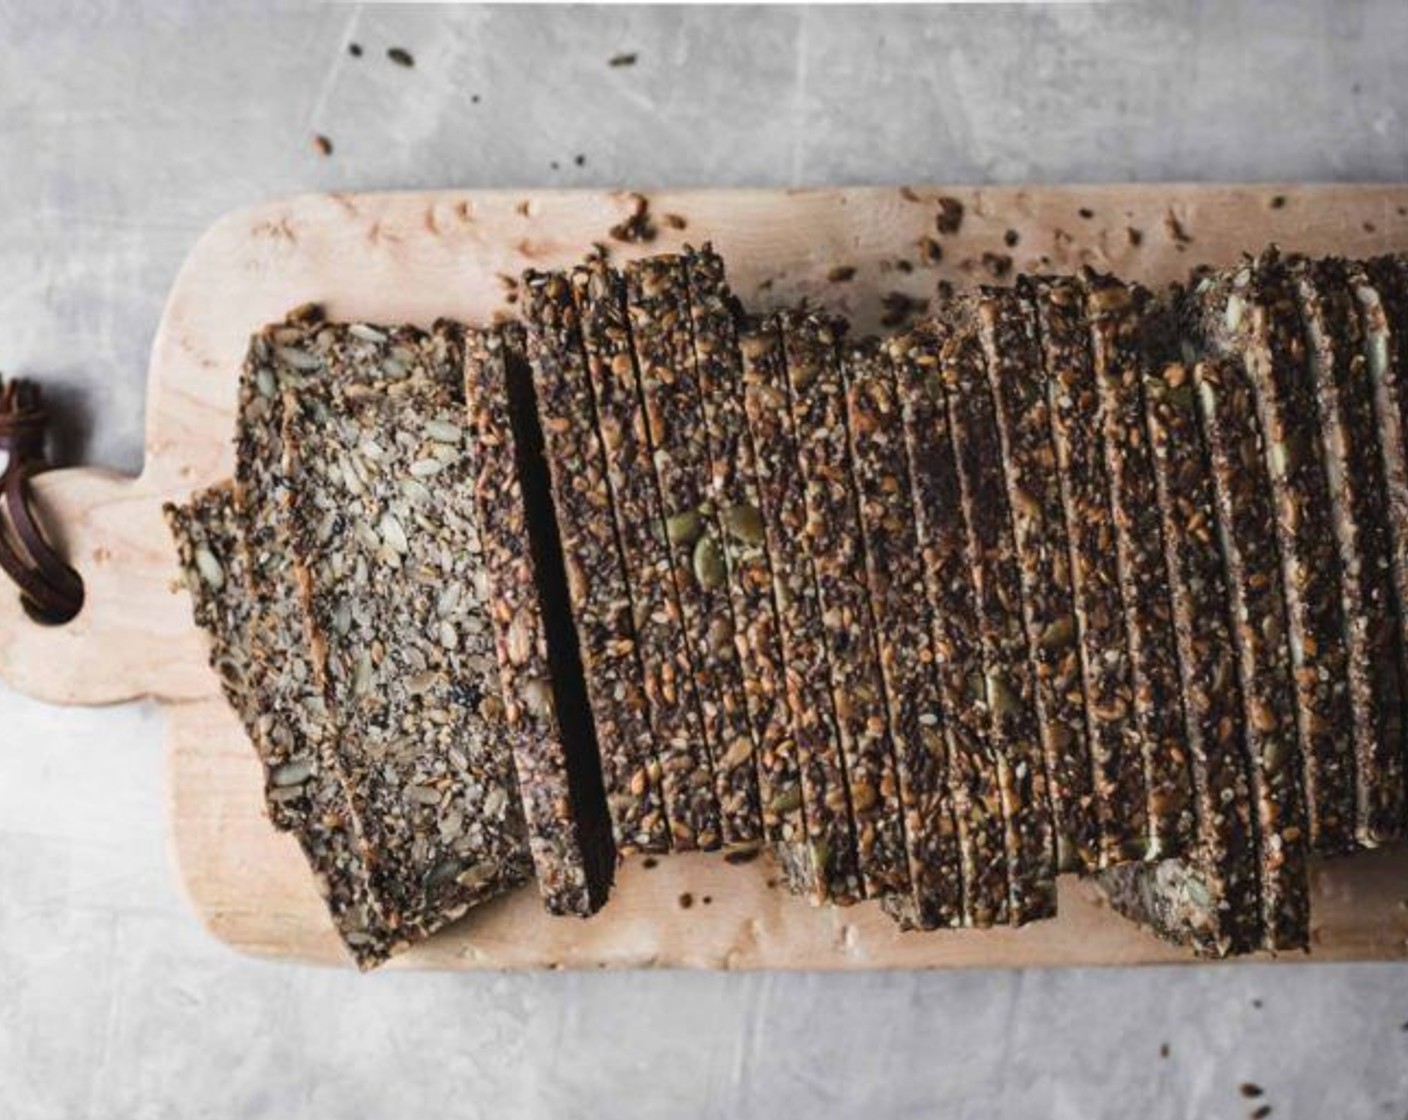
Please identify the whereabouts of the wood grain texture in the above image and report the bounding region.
[8,184,1408,967]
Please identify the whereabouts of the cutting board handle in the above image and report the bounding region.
[0,464,214,706]
[0,378,86,625]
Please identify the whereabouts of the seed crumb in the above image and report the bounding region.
[917,236,944,265]
[1004,229,1020,247]
[880,290,927,329]
[678,892,694,909]
[662,213,688,230]
[471,94,480,105]
[701,894,713,905]
[1270,194,1288,210]
[1364,221,1377,234]
[347,42,363,58]
[935,196,965,235]
[1239,1083,1264,1099]
[387,46,415,68]
[1251,998,1263,1009]
[609,193,657,243]
[610,51,638,67]
[312,134,333,157]
[1164,210,1193,245]
[1159,1043,1170,1059]
[1078,207,1095,220]
[1250,1107,1271,1120]
[828,265,857,283]
[981,251,1013,279]
[1127,227,1144,247]
[642,856,659,869]
[900,185,922,202]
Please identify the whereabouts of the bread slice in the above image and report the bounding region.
[682,248,814,882]
[1349,257,1408,845]
[1098,359,1261,958]
[889,320,1010,927]
[940,302,1057,925]
[1027,275,1147,867]
[463,323,615,916]
[282,323,532,933]
[738,316,863,905]
[571,260,722,852]
[624,255,761,848]
[1084,272,1197,863]
[1190,255,1357,855]
[520,271,671,856]
[843,337,964,929]
[979,284,1100,874]
[164,484,406,968]
[1192,354,1311,951]
[1294,257,1406,850]
[780,310,911,902]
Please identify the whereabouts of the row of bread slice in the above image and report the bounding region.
[166,244,1408,966]
[515,245,1408,952]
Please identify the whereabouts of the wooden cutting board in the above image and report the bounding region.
[8,185,1408,968]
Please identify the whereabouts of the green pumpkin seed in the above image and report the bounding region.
[692,534,726,589]
[665,509,704,546]
[722,503,765,545]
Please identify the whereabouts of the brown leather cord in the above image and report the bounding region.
[0,377,84,624]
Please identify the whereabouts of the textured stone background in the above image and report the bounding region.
[2,3,1407,1118]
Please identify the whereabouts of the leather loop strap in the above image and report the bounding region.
[0,377,84,624]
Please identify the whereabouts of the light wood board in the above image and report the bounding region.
[8,185,1408,968]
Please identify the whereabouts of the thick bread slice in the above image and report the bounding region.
[980,285,1100,874]
[1192,355,1311,951]
[940,302,1057,925]
[520,271,671,856]
[1191,255,1357,855]
[738,316,863,905]
[463,323,615,916]
[624,255,761,848]
[282,325,532,933]
[890,320,1010,927]
[574,260,722,852]
[1294,258,1406,851]
[780,310,911,901]
[844,337,965,929]
[164,484,407,969]
[1028,276,1147,867]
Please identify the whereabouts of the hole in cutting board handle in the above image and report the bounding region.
[0,377,86,626]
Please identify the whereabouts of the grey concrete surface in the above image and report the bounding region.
[1,2,1407,1118]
